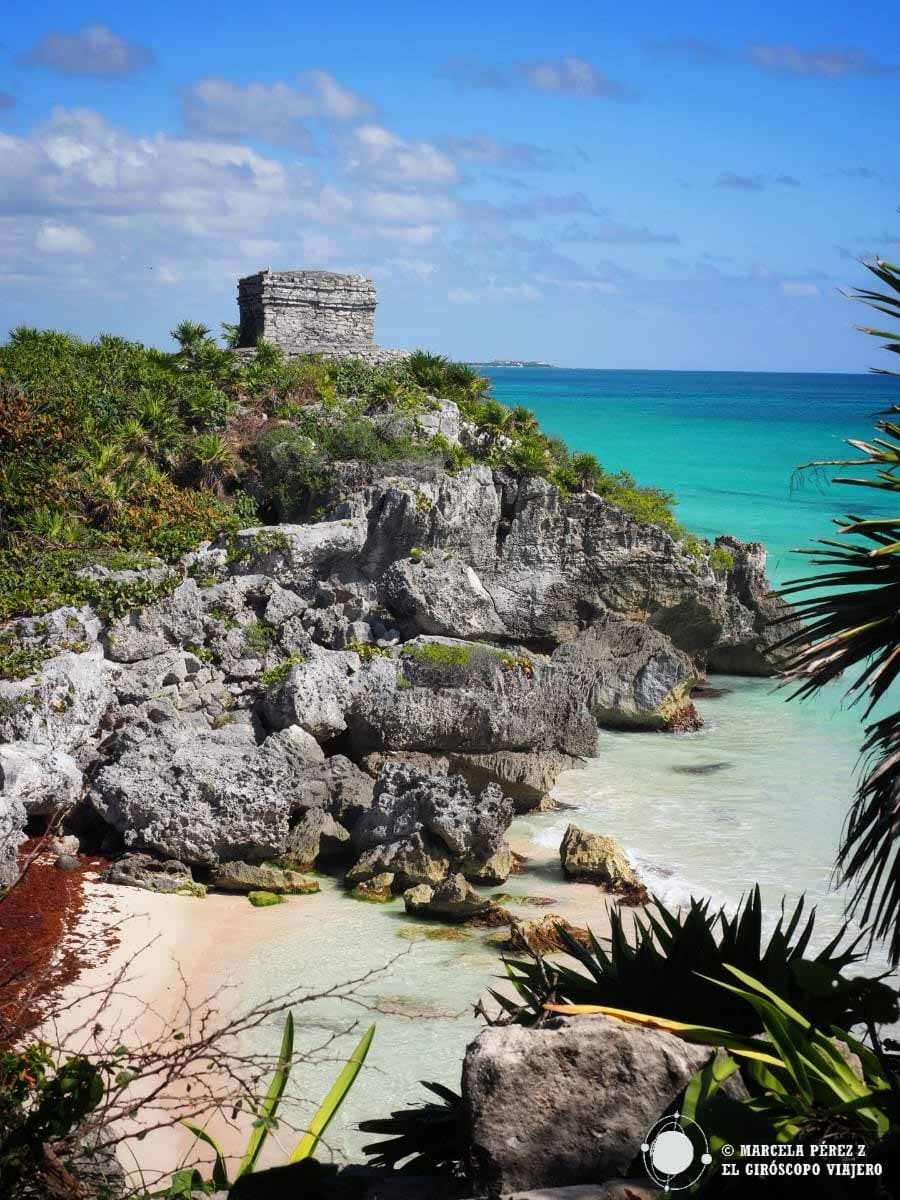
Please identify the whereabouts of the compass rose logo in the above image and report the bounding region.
[641,1111,713,1192]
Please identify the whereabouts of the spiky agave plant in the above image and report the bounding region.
[777,255,900,964]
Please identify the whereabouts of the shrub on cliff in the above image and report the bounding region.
[0,323,696,619]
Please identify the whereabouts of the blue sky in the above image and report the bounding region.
[1,1,898,370]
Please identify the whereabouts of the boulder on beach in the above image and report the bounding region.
[104,852,206,897]
[403,873,490,922]
[211,861,319,894]
[462,1015,724,1194]
[559,823,645,898]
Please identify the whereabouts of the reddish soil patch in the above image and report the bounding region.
[0,840,112,1045]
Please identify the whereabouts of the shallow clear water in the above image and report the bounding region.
[237,369,899,1162]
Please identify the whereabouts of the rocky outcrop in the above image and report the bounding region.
[89,722,324,865]
[462,1015,719,1194]
[211,861,319,894]
[104,853,206,897]
[0,791,26,888]
[0,742,82,816]
[0,649,112,751]
[262,648,360,741]
[559,824,644,897]
[347,764,514,892]
[550,613,700,730]
[298,466,791,670]
[403,874,491,922]
[346,639,595,807]
[705,535,797,675]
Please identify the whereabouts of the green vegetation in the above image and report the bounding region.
[402,642,476,669]
[0,327,695,621]
[346,640,390,663]
[260,653,307,687]
[401,641,535,683]
[553,966,897,1181]
[0,1044,104,1195]
[360,1081,464,1178]
[178,1015,374,1193]
[494,887,897,1034]
[778,255,900,965]
[247,890,283,907]
[242,620,275,656]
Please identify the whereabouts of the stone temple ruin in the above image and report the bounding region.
[236,269,407,365]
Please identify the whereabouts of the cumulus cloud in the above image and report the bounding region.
[438,55,630,98]
[20,24,155,79]
[182,71,373,148]
[746,42,898,77]
[34,222,94,254]
[345,124,459,187]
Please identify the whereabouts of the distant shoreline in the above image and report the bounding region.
[468,360,556,369]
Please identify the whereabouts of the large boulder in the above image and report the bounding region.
[559,824,644,896]
[214,522,367,591]
[346,640,596,809]
[348,763,514,888]
[462,1016,718,1194]
[104,852,206,897]
[89,722,325,865]
[361,748,581,813]
[403,873,490,921]
[0,742,83,816]
[283,809,351,866]
[211,861,319,894]
[345,830,451,890]
[0,650,112,751]
[0,792,26,888]
[103,579,205,663]
[550,614,701,730]
[261,648,360,741]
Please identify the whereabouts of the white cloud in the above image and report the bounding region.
[182,71,373,147]
[448,287,479,303]
[20,24,154,79]
[361,190,457,225]
[346,124,459,187]
[781,281,821,297]
[441,134,552,170]
[492,282,542,301]
[34,222,94,254]
[517,56,629,97]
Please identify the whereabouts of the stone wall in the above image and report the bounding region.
[236,269,407,364]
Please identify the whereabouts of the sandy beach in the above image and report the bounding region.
[33,828,621,1188]
[42,875,286,1187]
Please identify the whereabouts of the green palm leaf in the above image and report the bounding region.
[289,1024,375,1163]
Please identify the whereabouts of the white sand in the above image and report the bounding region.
[46,875,275,1186]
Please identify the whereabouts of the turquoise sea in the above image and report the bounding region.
[240,369,900,1161]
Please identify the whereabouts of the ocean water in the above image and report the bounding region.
[236,369,900,1164]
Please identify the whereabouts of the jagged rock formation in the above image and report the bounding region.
[236,269,407,365]
[0,392,795,887]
